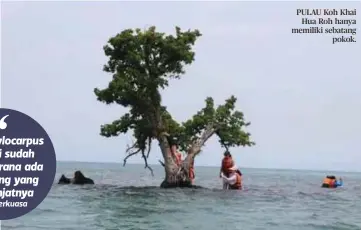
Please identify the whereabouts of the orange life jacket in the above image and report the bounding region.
[229,173,242,190]
[322,178,336,187]
[222,156,234,174]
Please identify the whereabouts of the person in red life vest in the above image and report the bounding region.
[321,175,343,188]
[170,142,182,167]
[220,165,242,190]
[168,136,183,167]
[220,151,234,177]
[219,151,243,189]
[220,151,242,177]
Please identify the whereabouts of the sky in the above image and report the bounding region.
[1,1,360,172]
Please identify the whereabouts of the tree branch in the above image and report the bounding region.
[216,130,229,152]
[123,148,141,166]
[126,142,137,153]
[158,160,165,167]
[157,131,177,166]
[182,124,216,172]
[146,136,152,158]
[199,124,216,146]
[141,150,154,176]
[124,140,154,176]
[190,123,216,154]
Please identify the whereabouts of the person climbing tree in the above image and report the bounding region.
[167,136,183,167]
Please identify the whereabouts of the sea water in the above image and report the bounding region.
[2,162,360,230]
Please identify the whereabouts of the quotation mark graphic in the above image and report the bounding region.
[0,115,9,130]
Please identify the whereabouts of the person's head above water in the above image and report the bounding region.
[224,151,232,157]
[326,175,336,180]
[222,151,234,171]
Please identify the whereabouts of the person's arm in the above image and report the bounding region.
[236,170,242,176]
[336,179,343,187]
[221,173,237,185]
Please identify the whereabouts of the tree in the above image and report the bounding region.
[94,26,255,188]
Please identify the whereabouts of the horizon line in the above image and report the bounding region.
[56,160,360,174]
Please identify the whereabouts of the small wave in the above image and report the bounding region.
[300,222,361,230]
[10,166,361,230]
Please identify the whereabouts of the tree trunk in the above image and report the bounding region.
[158,136,194,188]
[160,160,193,188]
[158,124,215,188]
[158,141,203,188]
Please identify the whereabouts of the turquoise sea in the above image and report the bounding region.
[2,162,360,230]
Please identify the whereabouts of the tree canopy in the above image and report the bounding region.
[94,26,255,172]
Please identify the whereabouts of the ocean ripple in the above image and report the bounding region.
[2,163,361,230]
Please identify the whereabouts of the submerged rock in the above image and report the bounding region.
[58,170,94,185]
[73,170,94,185]
[58,174,71,184]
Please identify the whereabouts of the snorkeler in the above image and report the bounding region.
[321,175,343,188]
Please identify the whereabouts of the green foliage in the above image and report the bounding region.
[94,26,254,163]
[175,96,255,152]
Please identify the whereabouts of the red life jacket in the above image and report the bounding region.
[322,178,336,188]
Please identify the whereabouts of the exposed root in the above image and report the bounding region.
[160,179,193,188]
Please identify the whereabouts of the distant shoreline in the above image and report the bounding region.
[56,160,360,174]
